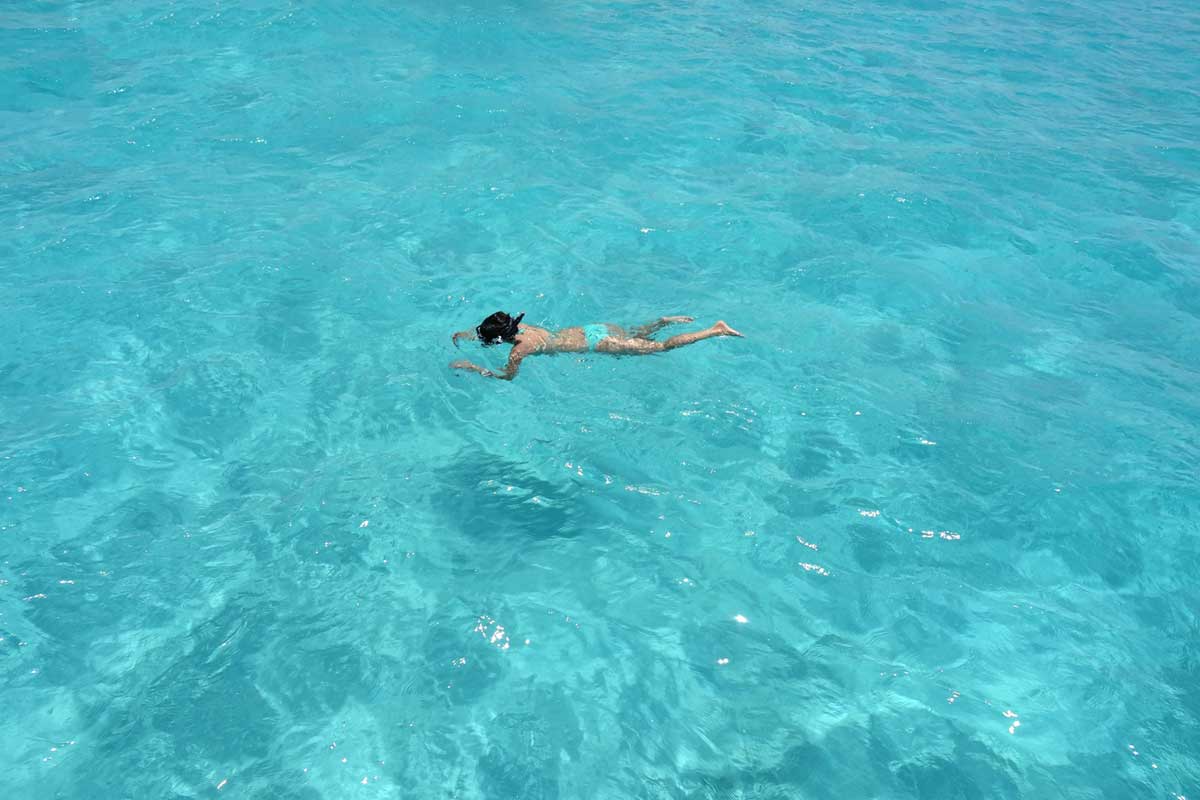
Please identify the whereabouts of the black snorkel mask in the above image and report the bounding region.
[476,311,525,345]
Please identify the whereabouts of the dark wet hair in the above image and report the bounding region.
[476,311,525,345]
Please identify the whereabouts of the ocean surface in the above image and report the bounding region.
[2,1,1199,797]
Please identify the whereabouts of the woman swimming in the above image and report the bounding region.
[450,311,743,381]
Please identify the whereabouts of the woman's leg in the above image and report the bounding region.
[597,337,664,354]
[661,321,743,350]
[629,315,694,339]
[599,321,742,354]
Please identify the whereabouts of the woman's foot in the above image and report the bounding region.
[712,320,743,337]
[661,315,694,325]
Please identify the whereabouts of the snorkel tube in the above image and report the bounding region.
[506,312,525,339]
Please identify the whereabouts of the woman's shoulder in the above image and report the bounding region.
[519,324,554,336]
[515,325,551,345]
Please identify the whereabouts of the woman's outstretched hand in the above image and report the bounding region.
[451,359,494,377]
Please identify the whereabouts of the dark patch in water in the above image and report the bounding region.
[435,450,585,541]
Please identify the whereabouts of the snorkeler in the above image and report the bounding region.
[450,311,743,380]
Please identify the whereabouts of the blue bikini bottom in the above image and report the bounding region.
[582,323,610,351]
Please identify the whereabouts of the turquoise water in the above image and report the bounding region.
[3,0,1199,796]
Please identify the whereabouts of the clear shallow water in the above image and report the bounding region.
[2,0,1199,796]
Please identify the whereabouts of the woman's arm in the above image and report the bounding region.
[452,329,478,348]
[450,350,524,381]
